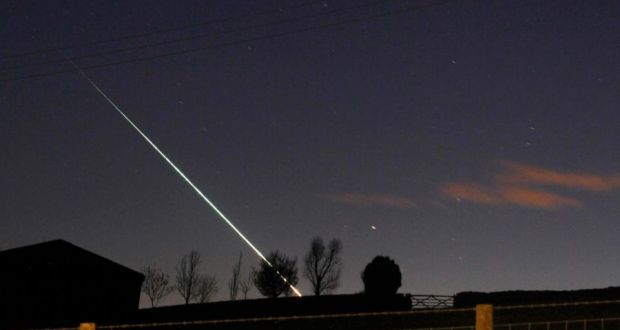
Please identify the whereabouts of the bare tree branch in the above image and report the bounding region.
[228,252,242,300]
[141,264,173,307]
[239,273,252,299]
[303,237,342,296]
[175,250,201,304]
[197,274,218,303]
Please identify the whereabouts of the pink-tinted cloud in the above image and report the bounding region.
[441,182,502,205]
[323,193,418,209]
[441,182,582,210]
[498,185,582,209]
[441,160,620,210]
[496,160,620,191]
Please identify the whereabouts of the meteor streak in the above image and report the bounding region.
[62,54,302,298]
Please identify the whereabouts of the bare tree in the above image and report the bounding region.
[239,273,252,299]
[197,274,218,303]
[141,264,174,307]
[228,252,242,300]
[303,237,342,295]
[253,250,298,298]
[176,250,201,304]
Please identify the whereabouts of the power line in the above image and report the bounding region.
[1,0,456,83]
[0,0,392,72]
[0,1,428,81]
[1,0,326,59]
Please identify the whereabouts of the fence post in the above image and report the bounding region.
[79,323,96,330]
[476,304,493,330]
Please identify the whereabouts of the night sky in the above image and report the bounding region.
[2,0,620,307]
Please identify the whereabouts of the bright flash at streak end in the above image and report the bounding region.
[62,54,302,298]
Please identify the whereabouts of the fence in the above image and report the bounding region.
[34,299,620,330]
[495,317,620,330]
[410,294,455,309]
[48,316,620,330]
[420,300,620,330]
[415,317,620,330]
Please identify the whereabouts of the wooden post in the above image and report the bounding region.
[476,304,493,330]
[79,323,96,330]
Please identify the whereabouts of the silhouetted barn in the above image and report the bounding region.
[0,239,144,329]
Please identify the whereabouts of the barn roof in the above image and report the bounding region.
[0,239,144,281]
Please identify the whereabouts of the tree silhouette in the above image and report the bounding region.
[253,250,298,298]
[141,264,174,307]
[196,274,218,303]
[303,237,342,295]
[228,252,242,300]
[361,256,402,296]
[239,273,252,299]
[175,250,201,304]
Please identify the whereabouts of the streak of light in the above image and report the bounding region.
[61,52,302,298]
